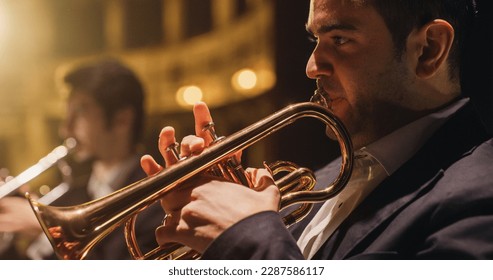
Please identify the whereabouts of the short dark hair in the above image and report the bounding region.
[63,58,145,145]
[368,0,474,82]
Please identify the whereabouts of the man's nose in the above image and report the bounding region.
[306,52,318,79]
[306,47,334,79]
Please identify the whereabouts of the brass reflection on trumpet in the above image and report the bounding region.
[27,98,354,260]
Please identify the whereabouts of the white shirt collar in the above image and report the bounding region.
[87,154,140,199]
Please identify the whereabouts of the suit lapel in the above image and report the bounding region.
[317,162,444,259]
[312,103,490,259]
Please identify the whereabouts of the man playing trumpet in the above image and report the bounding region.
[141,0,493,259]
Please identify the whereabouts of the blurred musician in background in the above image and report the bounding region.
[141,0,493,259]
[0,58,163,259]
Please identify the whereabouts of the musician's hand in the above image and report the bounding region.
[155,168,279,253]
[0,196,42,237]
[140,102,214,175]
[141,102,280,253]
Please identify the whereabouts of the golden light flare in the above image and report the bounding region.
[175,85,204,107]
[231,67,276,96]
[236,69,258,90]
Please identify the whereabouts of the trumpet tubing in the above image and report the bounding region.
[27,102,354,260]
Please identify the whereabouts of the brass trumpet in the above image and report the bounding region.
[26,99,354,260]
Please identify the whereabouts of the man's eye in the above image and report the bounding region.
[333,36,349,46]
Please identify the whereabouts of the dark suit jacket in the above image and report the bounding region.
[45,157,164,260]
[201,103,493,259]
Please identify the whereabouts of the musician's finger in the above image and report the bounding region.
[246,168,275,191]
[155,224,176,245]
[193,102,214,146]
[158,127,180,167]
[180,135,206,157]
[155,211,187,246]
[140,155,163,176]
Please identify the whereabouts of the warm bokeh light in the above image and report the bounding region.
[232,68,258,93]
[231,66,276,97]
[38,185,51,196]
[237,69,257,90]
[176,85,204,107]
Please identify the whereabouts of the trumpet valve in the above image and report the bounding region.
[165,142,182,161]
[202,122,225,144]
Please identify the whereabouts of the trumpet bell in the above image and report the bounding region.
[26,193,91,260]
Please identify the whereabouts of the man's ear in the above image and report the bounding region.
[409,19,454,78]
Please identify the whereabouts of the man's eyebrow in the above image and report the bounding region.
[305,23,357,35]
